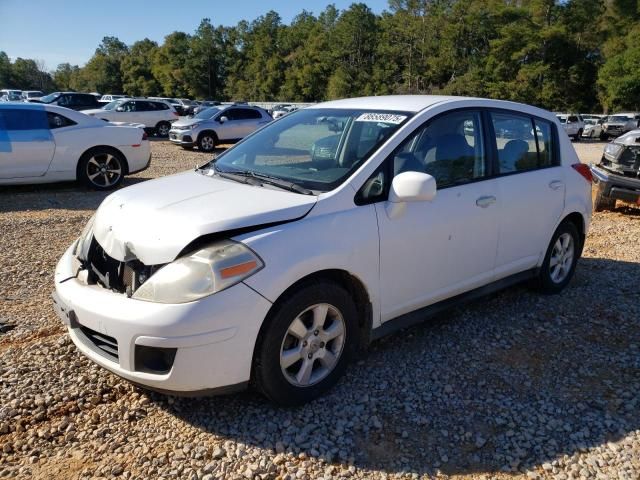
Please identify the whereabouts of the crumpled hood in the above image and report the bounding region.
[93,170,316,265]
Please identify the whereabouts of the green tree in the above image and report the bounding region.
[121,39,160,96]
[82,36,129,93]
[186,19,227,99]
[0,51,12,88]
[598,26,640,110]
[152,32,191,97]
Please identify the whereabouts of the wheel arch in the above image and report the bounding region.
[560,211,586,255]
[76,145,129,180]
[251,268,373,375]
[196,129,219,143]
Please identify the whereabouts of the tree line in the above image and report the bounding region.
[1,0,639,112]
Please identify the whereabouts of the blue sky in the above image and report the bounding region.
[0,1,390,70]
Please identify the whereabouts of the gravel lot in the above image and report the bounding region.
[1,140,639,480]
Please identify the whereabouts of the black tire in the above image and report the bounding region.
[78,148,126,190]
[535,221,580,294]
[600,132,608,141]
[575,130,582,142]
[253,281,358,406]
[198,132,218,152]
[593,188,616,212]
[181,145,194,150]
[155,121,171,138]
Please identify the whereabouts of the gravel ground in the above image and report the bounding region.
[1,140,639,480]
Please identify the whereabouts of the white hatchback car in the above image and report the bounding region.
[0,103,150,190]
[53,96,592,405]
[84,99,179,137]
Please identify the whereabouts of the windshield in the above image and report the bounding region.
[102,100,124,110]
[194,107,222,119]
[557,116,567,124]
[584,119,597,125]
[40,92,61,103]
[607,116,630,122]
[207,108,412,192]
[26,92,43,98]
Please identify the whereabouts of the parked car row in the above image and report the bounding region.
[555,112,640,141]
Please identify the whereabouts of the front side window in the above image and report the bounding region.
[207,108,411,192]
[490,112,555,172]
[357,109,486,203]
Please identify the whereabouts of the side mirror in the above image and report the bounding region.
[386,171,436,218]
[219,116,228,123]
[116,107,124,112]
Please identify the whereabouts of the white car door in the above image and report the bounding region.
[0,107,55,178]
[217,108,245,140]
[489,111,565,278]
[365,110,500,322]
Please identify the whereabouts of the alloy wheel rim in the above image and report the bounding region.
[549,233,574,283]
[201,136,215,150]
[280,303,346,387]
[158,124,169,136]
[86,153,121,187]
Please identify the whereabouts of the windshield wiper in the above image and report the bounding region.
[207,163,262,186]
[215,167,313,195]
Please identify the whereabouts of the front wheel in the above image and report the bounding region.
[78,148,125,190]
[198,132,217,152]
[253,282,358,406]
[155,121,171,138]
[535,221,580,294]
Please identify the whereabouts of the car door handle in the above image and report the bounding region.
[549,180,564,190]
[476,195,496,208]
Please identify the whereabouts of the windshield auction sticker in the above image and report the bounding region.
[355,113,407,124]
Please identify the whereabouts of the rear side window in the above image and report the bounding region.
[240,109,262,120]
[47,112,77,129]
[0,109,48,130]
[490,112,556,173]
[152,102,169,110]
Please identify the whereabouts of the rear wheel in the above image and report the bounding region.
[155,121,171,138]
[198,132,218,152]
[78,148,125,190]
[535,221,580,294]
[253,281,358,406]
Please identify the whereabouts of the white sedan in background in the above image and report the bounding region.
[0,103,150,190]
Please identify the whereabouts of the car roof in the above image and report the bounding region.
[310,95,473,112]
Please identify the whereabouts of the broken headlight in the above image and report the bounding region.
[132,240,264,304]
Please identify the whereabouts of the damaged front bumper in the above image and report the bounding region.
[52,243,272,394]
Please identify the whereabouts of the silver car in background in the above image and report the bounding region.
[169,104,272,152]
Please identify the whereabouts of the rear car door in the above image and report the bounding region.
[237,108,270,137]
[0,108,56,178]
[489,111,565,277]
